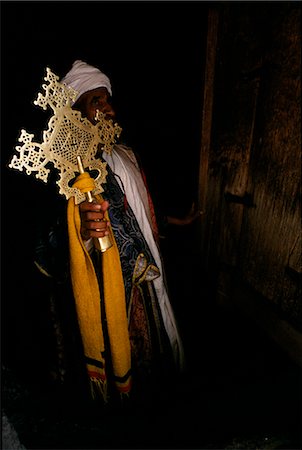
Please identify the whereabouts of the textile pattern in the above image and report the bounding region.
[101,159,159,307]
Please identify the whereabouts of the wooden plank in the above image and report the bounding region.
[240,6,301,326]
[198,7,219,267]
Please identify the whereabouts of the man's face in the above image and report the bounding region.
[73,87,115,125]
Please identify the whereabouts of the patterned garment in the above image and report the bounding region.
[33,149,177,400]
[101,160,159,307]
[94,159,174,387]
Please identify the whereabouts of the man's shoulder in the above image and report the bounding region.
[113,144,139,168]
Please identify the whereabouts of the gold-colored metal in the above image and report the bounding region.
[8,67,122,205]
[77,156,112,252]
[96,234,113,253]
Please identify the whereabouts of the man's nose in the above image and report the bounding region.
[103,103,115,119]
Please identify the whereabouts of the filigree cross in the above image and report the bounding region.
[9,67,122,204]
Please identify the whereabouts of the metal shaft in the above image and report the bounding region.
[77,156,112,252]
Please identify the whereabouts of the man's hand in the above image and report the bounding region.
[166,202,204,226]
[79,200,110,241]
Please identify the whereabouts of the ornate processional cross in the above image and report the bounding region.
[9,67,122,204]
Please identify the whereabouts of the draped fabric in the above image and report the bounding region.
[33,144,185,401]
[100,157,160,306]
[61,60,112,104]
[94,151,178,385]
[67,173,132,399]
[102,145,186,371]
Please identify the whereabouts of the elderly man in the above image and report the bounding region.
[35,60,186,407]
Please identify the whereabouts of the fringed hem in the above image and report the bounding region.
[115,376,132,396]
[119,391,131,403]
[89,377,108,403]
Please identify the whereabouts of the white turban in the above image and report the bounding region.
[61,60,112,104]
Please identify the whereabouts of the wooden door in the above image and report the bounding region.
[198,4,301,334]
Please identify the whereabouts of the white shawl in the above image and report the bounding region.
[103,145,185,371]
